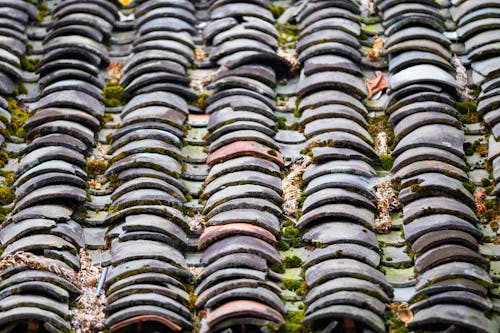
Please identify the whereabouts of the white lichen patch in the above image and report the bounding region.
[452,54,473,101]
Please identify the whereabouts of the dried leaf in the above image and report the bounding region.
[366,71,388,99]
[107,62,122,84]
[195,48,206,63]
[367,34,385,62]
[475,190,487,215]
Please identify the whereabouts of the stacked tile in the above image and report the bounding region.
[0,0,116,331]
[450,1,500,193]
[0,0,36,146]
[376,0,498,332]
[196,0,290,331]
[102,0,197,331]
[294,1,391,332]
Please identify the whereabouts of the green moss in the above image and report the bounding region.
[0,170,15,186]
[276,23,299,48]
[194,92,209,109]
[36,3,48,23]
[270,264,285,274]
[7,98,29,138]
[282,279,302,291]
[20,57,40,72]
[271,5,286,19]
[0,186,14,205]
[268,149,278,156]
[460,111,480,124]
[455,100,477,114]
[481,178,492,187]
[280,311,306,333]
[384,309,408,333]
[380,154,393,170]
[102,83,126,107]
[283,226,301,239]
[276,116,287,129]
[410,184,421,192]
[283,255,303,268]
[276,239,290,251]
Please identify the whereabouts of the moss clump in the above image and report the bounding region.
[36,3,48,23]
[0,170,14,186]
[455,100,477,114]
[282,279,303,292]
[276,116,287,129]
[276,23,299,48]
[280,311,306,333]
[194,92,209,109]
[481,178,492,187]
[463,181,476,194]
[473,140,488,157]
[380,154,393,170]
[20,57,40,72]
[460,111,480,124]
[86,158,108,178]
[0,186,14,205]
[102,83,126,107]
[271,5,286,19]
[270,264,285,274]
[276,239,290,251]
[268,149,278,156]
[283,255,303,268]
[7,98,29,138]
[283,226,301,239]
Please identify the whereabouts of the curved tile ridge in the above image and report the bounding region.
[292,1,391,332]
[196,0,290,331]
[101,0,197,332]
[0,1,117,332]
[376,0,498,332]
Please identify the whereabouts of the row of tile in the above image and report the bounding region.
[101,0,196,331]
[294,1,389,332]
[0,0,36,146]
[377,0,498,332]
[0,1,116,332]
[196,0,288,331]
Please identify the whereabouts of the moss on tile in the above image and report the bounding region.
[102,83,126,107]
[283,255,303,268]
[271,5,286,19]
[7,97,29,138]
[36,3,48,23]
[281,311,306,333]
[20,57,40,72]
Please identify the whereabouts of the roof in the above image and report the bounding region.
[0,0,499,332]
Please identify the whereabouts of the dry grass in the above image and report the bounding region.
[71,250,106,333]
[282,156,311,218]
[0,250,106,332]
[278,48,299,74]
[367,35,385,62]
[452,54,473,101]
[374,177,400,232]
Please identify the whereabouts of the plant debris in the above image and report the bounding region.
[190,71,217,97]
[366,71,388,99]
[387,302,413,326]
[0,250,107,333]
[278,48,299,74]
[375,177,400,232]
[195,48,206,63]
[107,62,122,85]
[367,34,385,62]
[452,54,473,102]
[282,156,311,218]
[187,213,205,231]
[475,190,487,215]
